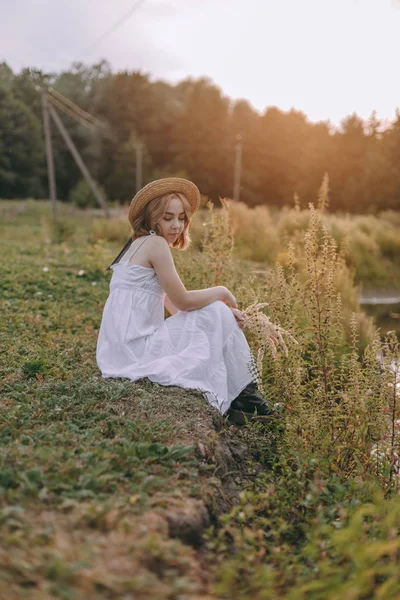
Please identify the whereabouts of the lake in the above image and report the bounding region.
[360,291,400,337]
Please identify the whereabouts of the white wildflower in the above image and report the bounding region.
[43,267,49,272]
[78,270,85,276]
[91,281,97,286]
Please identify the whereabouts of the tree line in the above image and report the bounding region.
[1,60,399,212]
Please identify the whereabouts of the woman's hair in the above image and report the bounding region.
[130,192,193,250]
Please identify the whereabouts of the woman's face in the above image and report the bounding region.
[158,197,186,244]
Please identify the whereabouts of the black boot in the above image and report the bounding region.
[227,382,275,425]
[232,383,273,414]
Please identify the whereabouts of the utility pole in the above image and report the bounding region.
[48,104,110,218]
[233,134,242,202]
[135,141,143,192]
[41,89,57,217]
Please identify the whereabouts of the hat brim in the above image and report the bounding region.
[129,178,201,226]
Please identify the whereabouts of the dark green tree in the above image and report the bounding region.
[0,62,14,90]
[0,84,43,198]
[12,68,55,120]
[2,60,400,212]
[172,78,231,200]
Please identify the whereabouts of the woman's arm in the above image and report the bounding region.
[149,236,237,312]
[164,295,178,316]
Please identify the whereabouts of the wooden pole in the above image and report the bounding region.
[135,141,143,192]
[233,134,242,202]
[48,104,110,218]
[41,89,57,217]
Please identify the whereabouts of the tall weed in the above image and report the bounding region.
[189,201,398,484]
[249,207,390,478]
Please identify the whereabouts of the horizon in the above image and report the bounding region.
[5,59,399,132]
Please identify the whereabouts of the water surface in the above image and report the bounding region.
[360,291,400,337]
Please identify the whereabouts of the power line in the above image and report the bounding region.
[48,87,105,128]
[47,94,95,130]
[80,0,146,58]
[47,100,110,218]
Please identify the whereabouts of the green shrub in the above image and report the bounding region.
[69,179,107,209]
[209,451,400,599]
[200,201,400,287]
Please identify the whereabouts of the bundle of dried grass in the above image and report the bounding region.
[242,302,298,394]
[243,302,298,357]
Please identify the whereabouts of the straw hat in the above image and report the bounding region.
[128,178,201,226]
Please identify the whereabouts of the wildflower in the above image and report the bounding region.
[91,281,97,286]
[78,270,85,276]
[36,292,43,296]
[48,294,53,298]
[43,267,49,272]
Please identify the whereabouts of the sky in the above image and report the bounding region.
[2,0,400,125]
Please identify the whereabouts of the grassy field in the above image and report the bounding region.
[1,200,400,599]
[0,201,278,599]
[0,203,217,597]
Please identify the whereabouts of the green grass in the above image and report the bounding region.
[0,201,240,598]
[1,373,224,598]
[2,200,400,600]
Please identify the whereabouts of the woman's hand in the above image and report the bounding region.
[217,286,238,308]
[230,307,246,329]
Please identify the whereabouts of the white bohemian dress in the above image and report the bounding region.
[96,236,254,415]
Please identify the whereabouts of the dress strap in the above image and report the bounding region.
[107,231,156,271]
[129,232,155,260]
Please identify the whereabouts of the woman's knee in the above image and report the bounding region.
[198,301,234,326]
[206,300,235,324]
[205,300,229,314]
